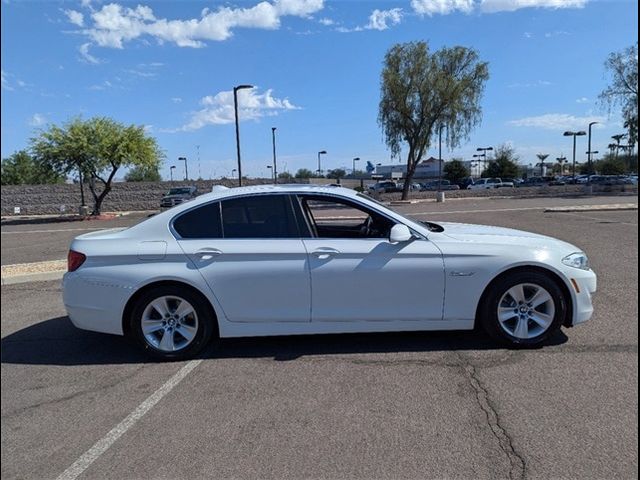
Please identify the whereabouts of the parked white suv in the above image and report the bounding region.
[467,178,503,190]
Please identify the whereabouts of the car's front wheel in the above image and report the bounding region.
[130,285,216,360]
[480,271,567,347]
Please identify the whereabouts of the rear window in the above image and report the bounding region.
[221,195,298,238]
[173,202,222,238]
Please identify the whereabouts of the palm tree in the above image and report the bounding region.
[536,153,550,176]
[611,134,627,158]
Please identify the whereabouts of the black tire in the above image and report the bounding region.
[480,271,567,347]
[129,285,216,360]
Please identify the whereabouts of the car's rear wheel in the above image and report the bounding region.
[130,285,216,360]
[480,271,567,347]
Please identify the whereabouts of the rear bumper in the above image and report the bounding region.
[63,272,131,335]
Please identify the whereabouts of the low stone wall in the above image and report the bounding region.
[1,180,637,216]
[0,179,303,216]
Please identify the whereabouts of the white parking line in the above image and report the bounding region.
[55,359,202,480]
[1,227,107,234]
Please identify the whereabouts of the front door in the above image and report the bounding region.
[297,194,445,322]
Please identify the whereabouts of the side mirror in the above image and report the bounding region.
[389,224,412,243]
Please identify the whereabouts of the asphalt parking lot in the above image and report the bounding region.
[1,196,638,479]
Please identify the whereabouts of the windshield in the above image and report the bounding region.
[167,188,192,195]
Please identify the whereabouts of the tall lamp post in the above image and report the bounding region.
[169,165,176,182]
[476,146,494,171]
[586,121,599,178]
[317,150,327,177]
[266,165,274,183]
[352,157,360,178]
[563,131,586,182]
[178,156,188,180]
[271,127,278,185]
[233,84,254,187]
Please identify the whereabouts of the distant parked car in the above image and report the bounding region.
[456,177,476,189]
[498,178,515,188]
[421,180,460,191]
[161,186,198,209]
[548,178,566,186]
[397,182,422,192]
[368,181,399,194]
[468,178,503,190]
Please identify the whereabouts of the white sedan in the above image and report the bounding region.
[63,185,596,360]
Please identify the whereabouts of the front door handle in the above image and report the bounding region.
[311,247,340,259]
[195,248,223,260]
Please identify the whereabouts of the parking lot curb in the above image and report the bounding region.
[544,203,638,213]
[1,270,65,286]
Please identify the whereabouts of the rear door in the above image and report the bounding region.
[174,194,311,323]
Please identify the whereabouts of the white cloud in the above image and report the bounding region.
[29,113,47,126]
[508,79,552,88]
[1,70,13,90]
[507,113,606,130]
[88,80,113,90]
[318,17,335,26]
[71,0,323,50]
[523,31,533,38]
[173,87,300,132]
[366,8,403,31]
[576,97,590,104]
[65,9,84,27]
[171,97,183,103]
[545,30,570,37]
[411,0,474,16]
[480,0,587,13]
[79,43,101,64]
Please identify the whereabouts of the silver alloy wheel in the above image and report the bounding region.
[141,295,199,352]
[497,283,556,339]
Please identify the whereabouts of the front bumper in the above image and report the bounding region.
[568,269,597,326]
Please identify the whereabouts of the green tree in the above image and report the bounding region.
[278,171,293,180]
[378,41,489,199]
[599,42,638,147]
[125,165,162,182]
[482,144,520,178]
[295,168,315,179]
[31,117,163,215]
[443,158,469,183]
[326,168,346,180]
[1,150,64,185]
[598,158,627,175]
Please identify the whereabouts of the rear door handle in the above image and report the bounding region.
[195,248,223,260]
[311,247,340,259]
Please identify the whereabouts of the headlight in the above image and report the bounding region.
[562,252,590,270]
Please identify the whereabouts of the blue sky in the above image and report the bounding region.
[1,0,637,179]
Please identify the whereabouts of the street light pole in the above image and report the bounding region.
[587,121,599,178]
[317,150,327,177]
[233,84,254,187]
[178,157,188,181]
[271,127,277,185]
[266,165,274,183]
[564,131,586,182]
[352,157,360,178]
[170,165,176,182]
[476,146,494,172]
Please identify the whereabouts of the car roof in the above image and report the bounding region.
[196,183,360,202]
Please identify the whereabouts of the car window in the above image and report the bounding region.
[221,194,298,238]
[299,195,394,239]
[173,202,222,238]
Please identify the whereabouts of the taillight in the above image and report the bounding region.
[67,250,86,272]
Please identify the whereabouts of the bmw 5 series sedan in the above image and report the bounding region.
[63,185,596,360]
